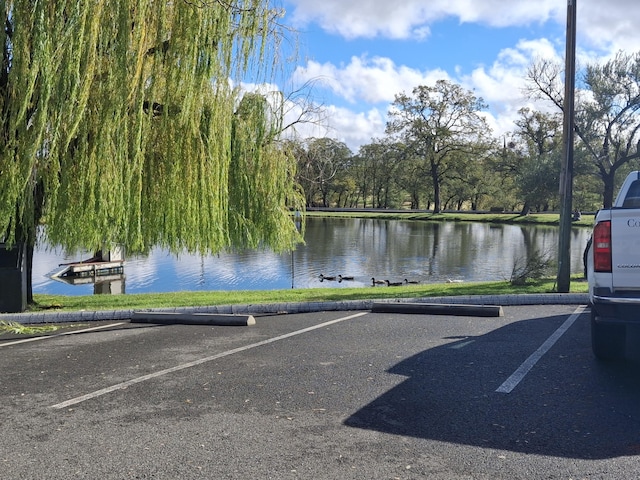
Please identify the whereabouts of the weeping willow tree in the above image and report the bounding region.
[0,0,305,307]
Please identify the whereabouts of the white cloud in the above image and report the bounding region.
[288,0,444,39]
[287,37,572,149]
[287,0,640,50]
[579,1,640,52]
[458,38,564,131]
[292,56,449,104]
[289,56,452,149]
[287,0,565,39]
[282,0,640,150]
[283,104,386,152]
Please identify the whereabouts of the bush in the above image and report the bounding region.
[510,249,555,285]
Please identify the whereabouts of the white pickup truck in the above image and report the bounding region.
[586,170,640,360]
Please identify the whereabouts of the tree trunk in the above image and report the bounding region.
[17,180,45,307]
[430,159,442,213]
[601,169,616,209]
[412,193,420,210]
[25,242,34,304]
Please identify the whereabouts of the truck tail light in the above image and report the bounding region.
[593,220,612,272]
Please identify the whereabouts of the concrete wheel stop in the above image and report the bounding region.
[131,311,256,326]
[371,302,504,317]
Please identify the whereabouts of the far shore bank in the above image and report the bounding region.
[304,208,595,228]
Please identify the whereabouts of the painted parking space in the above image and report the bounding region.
[50,312,369,410]
[1,306,592,411]
[2,305,640,479]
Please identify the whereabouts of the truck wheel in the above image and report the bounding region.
[591,309,625,360]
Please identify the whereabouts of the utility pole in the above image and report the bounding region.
[557,0,577,292]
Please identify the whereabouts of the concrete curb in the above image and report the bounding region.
[131,312,255,326]
[371,302,504,317]
[0,293,590,325]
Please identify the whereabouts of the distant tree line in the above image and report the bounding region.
[288,51,640,213]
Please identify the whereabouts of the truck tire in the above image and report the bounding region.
[591,309,626,360]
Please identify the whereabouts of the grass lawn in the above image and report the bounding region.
[27,276,588,313]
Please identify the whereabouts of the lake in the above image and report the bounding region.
[32,217,591,295]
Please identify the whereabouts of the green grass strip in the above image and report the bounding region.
[28,276,588,312]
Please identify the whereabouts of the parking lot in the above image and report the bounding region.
[2,304,640,479]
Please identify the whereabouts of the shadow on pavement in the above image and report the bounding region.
[345,313,640,459]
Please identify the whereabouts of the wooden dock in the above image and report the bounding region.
[50,260,125,279]
[46,248,126,294]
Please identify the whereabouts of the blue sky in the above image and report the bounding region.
[265,0,640,152]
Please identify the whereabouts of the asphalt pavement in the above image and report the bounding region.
[2,300,640,479]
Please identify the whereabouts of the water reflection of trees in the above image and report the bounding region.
[36,218,593,293]
[298,218,590,284]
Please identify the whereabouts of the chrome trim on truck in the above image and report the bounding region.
[592,295,640,305]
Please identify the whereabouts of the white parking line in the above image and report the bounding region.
[495,305,586,394]
[50,311,369,410]
[0,323,127,347]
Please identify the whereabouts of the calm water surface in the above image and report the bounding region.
[33,217,591,295]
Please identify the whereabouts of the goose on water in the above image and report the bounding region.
[338,275,354,281]
[404,279,419,284]
[319,274,336,281]
[385,280,403,286]
[371,277,385,285]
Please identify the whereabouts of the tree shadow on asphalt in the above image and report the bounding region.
[344,313,640,459]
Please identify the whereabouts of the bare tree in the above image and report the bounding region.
[527,52,640,208]
[291,138,351,207]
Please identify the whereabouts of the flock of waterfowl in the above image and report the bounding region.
[319,274,464,286]
[319,274,425,286]
[318,274,355,282]
[373,278,420,287]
